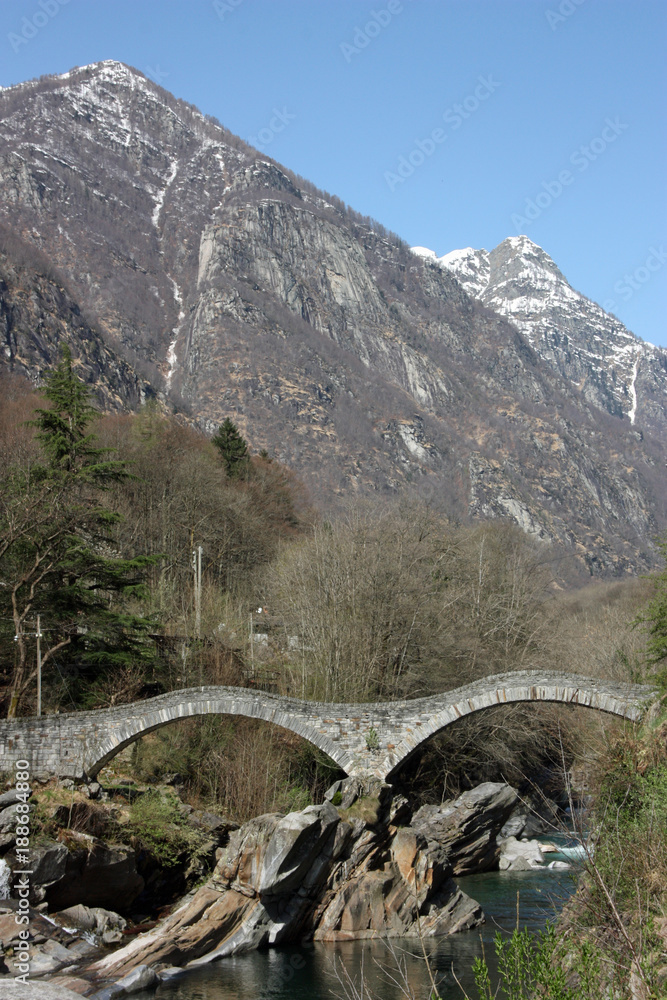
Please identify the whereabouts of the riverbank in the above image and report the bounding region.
[127,864,577,1000]
[0,772,576,995]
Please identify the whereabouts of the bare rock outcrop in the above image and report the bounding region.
[88,782,483,980]
[410,781,519,875]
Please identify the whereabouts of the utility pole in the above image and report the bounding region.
[36,616,42,717]
[192,546,203,639]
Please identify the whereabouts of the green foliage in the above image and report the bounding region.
[32,345,113,476]
[365,728,380,750]
[211,418,249,478]
[127,790,209,868]
[0,349,159,714]
[331,790,343,806]
[468,924,601,1000]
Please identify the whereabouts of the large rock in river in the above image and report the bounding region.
[410,782,519,875]
[88,787,482,979]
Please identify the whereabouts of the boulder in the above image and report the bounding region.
[498,836,545,871]
[32,842,69,887]
[499,791,560,839]
[325,775,392,813]
[157,967,185,981]
[44,833,144,913]
[0,804,21,832]
[411,782,519,875]
[114,964,158,994]
[0,788,31,808]
[55,904,127,939]
[86,782,493,979]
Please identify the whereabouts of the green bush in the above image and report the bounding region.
[127,791,208,868]
[466,924,603,1000]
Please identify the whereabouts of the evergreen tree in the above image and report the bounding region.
[1,346,158,716]
[211,418,249,478]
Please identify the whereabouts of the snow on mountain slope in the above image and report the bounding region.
[1,60,666,574]
[412,236,667,436]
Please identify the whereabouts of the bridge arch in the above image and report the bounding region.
[379,674,649,781]
[84,689,354,779]
[0,672,653,782]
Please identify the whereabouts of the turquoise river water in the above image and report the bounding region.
[133,843,580,1000]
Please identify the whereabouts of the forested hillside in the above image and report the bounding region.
[1,356,660,820]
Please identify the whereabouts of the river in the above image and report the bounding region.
[132,844,578,1000]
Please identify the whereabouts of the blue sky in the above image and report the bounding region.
[2,0,665,346]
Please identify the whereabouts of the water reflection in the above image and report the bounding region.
[135,864,577,1000]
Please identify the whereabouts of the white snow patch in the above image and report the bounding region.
[152,159,178,228]
[165,278,185,390]
[411,246,437,261]
[627,351,640,425]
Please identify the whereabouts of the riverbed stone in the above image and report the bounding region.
[7,982,87,1000]
[0,788,31,808]
[498,836,545,870]
[411,782,518,874]
[114,964,158,993]
[32,842,69,887]
[45,834,144,912]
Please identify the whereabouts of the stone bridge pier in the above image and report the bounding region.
[0,671,655,783]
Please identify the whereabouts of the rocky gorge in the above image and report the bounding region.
[0,774,572,996]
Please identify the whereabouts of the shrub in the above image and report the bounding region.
[126,791,208,868]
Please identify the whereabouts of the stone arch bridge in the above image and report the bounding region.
[0,671,655,783]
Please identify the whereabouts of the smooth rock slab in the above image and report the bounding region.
[3,983,85,1000]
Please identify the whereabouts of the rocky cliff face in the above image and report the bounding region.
[0,61,665,574]
[416,237,667,439]
[0,227,152,410]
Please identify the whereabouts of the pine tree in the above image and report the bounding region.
[211,418,249,478]
[1,346,158,716]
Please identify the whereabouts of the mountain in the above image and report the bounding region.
[0,60,665,575]
[413,237,667,438]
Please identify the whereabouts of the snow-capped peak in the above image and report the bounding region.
[411,235,664,427]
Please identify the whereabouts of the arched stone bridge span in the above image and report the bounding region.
[0,671,655,782]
